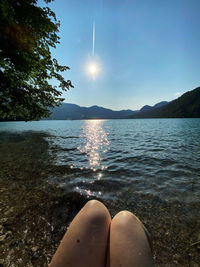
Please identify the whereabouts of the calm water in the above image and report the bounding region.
[0,119,200,202]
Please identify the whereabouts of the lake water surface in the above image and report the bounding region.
[1,119,200,203]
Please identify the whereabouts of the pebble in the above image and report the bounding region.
[6,231,12,236]
[4,207,14,216]
[0,234,7,243]
[173,254,180,262]
[31,246,38,252]
[0,225,3,235]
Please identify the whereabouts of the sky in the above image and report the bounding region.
[40,0,200,110]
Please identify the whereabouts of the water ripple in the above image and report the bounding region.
[1,119,200,202]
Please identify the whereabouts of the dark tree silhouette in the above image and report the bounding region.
[0,0,73,120]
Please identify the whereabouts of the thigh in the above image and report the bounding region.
[108,211,153,267]
[50,200,111,267]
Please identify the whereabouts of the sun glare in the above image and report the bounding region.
[85,60,101,78]
[89,65,97,74]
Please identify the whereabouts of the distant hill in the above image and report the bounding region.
[48,87,200,120]
[49,103,136,120]
[49,101,170,120]
[130,87,200,118]
[140,101,168,112]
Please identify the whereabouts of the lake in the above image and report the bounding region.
[0,118,200,266]
[1,118,200,202]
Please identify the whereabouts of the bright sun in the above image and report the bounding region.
[86,61,100,78]
[89,64,97,74]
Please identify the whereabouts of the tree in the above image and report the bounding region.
[0,0,73,121]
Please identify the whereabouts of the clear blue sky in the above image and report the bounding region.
[40,0,200,110]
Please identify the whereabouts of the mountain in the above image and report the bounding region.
[49,101,170,120]
[139,101,168,112]
[130,87,200,118]
[153,101,169,108]
[49,103,136,120]
[140,105,152,112]
[48,87,200,120]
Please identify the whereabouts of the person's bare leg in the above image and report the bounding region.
[50,200,111,267]
[108,211,153,267]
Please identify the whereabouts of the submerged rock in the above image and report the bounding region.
[0,234,7,243]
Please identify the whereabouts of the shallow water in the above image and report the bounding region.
[0,118,200,202]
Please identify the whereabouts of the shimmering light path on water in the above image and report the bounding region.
[0,119,200,202]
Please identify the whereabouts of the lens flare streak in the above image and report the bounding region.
[92,21,95,56]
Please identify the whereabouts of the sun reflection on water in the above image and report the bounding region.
[77,120,110,197]
[79,120,109,170]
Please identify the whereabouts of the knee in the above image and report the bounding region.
[84,200,111,226]
[112,210,142,228]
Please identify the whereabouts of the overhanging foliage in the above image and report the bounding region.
[0,0,73,120]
